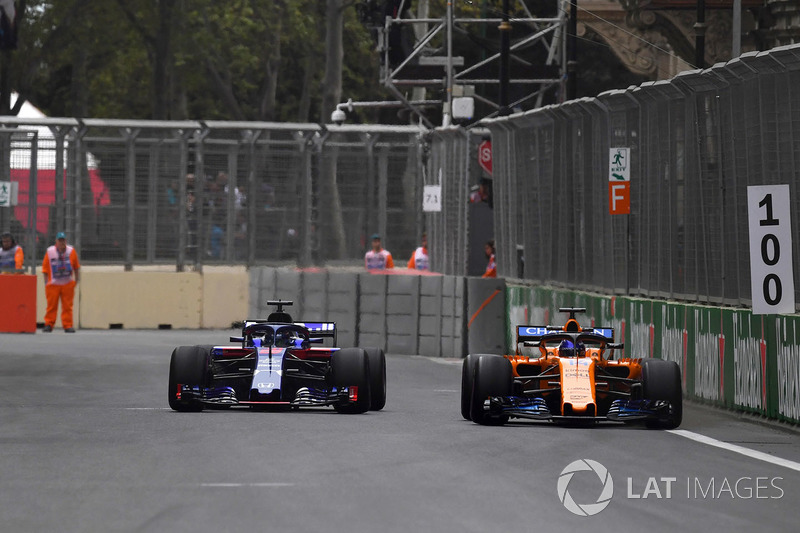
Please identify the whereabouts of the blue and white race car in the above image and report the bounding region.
[168,300,386,414]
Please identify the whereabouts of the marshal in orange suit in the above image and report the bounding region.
[41,232,80,333]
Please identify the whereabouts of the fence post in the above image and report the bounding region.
[28,131,38,275]
[245,129,261,267]
[146,141,160,264]
[192,127,210,272]
[121,127,140,271]
[50,126,69,235]
[70,123,89,257]
[224,143,239,262]
[176,129,194,272]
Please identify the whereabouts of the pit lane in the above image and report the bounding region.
[0,330,798,532]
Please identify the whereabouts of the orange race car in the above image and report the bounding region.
[461,308,682,428]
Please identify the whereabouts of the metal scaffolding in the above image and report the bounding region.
[358,0,569,125]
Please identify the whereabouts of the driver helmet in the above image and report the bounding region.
[558,339,586,358]
[275,329,294,347]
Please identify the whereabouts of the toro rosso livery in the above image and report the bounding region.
[462,308,682,428]
[169,300,386,414]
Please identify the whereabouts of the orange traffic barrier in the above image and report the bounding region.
[0,274,37,333]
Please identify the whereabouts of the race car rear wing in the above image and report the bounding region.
[295,322,337,346]
[235,320,337,346]
[516,325,615,344]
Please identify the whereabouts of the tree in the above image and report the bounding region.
[317,0,347,260]
[113,0,180,120]
[0,0,26,115]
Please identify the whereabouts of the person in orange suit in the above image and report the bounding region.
[482,239,496,278]
[365,234,394,270]
[0,232,23,272]
[41,232,80,333]
[407,232,429,271]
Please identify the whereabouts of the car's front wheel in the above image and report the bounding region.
[642,358,683,429]
[470,355,512,425]
[460,353,484,420]
[168,345,210,412]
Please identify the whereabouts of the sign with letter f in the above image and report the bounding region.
[609,147,630,215]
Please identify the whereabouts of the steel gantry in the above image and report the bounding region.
[358,0,569,126]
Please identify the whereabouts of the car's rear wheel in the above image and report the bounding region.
[168,345,210,412]
[460,353,484,420]
[364,347,387,411]
[470,355,512,425]
[332,348,372,414]
[642,358,683,429]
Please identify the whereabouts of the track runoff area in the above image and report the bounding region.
[0,329,798,532]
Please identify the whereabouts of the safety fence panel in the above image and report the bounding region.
[0,119,425,270]
[485,44,800,309]
[424,128,469,276]
[0,128,40,272]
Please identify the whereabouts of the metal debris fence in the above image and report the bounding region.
[0,120,425,271]
[480,44,800,308]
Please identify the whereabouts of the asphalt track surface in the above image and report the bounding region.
[1,330,799,533]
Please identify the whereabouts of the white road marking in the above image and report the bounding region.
[198,482,294,488]
[669,429,800,473]
[412,356,462,366]
[123,408,171,411]
[433,389,458,393]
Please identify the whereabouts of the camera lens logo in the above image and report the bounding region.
[557,459,614,516]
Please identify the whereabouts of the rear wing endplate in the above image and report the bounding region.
[296,322,337,345]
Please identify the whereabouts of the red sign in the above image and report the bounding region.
[478,140,492,175]
[608,182,630,215]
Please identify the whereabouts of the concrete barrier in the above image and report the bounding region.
[440,276,466,358]
[245,267,472,357]
[35,267,249,330]
[358,273,388,350]
[418,276,444,356]
[466,277,506,355]
[326,271,359,348]
[78,271,203,329]
[386,274,420,354]
[202,269,249,328]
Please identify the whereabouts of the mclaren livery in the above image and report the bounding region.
[462,308,682,428]
[168,301,386,414]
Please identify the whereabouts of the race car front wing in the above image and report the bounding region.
[177,384,358,407]
[479,395,672,422]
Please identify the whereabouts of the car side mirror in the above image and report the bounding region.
[606,342,624,360]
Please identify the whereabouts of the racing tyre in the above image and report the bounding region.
[461,353,486,420]
[332,348,372,414]
[641,358,683,429]
[168,345,210,412]
[470,355,512,425]
[364,347,387,411]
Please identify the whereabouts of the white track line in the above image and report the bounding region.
[669,429,800,473]
[198,483,294,488]
[412,356,462,366]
